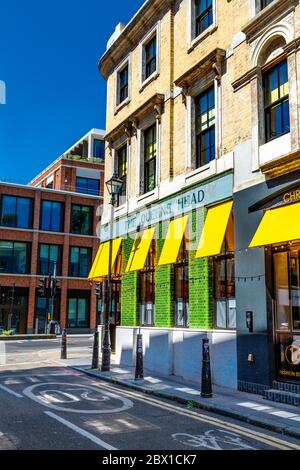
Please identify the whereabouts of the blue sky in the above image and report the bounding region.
[0,0,144,183]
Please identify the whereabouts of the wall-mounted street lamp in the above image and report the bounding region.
[101,172,123,372]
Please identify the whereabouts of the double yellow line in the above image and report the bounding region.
[93,380,300,451]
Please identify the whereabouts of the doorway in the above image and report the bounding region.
[0,288,28,334]
[273,245,300,381]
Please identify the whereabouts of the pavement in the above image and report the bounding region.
[67,360,300,441]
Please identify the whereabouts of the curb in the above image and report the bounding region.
[0,334,56,341]
[73,366,300,441]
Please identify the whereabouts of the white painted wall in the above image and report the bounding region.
[115,326,237,389]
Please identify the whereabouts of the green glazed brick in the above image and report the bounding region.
[188,208,214,330]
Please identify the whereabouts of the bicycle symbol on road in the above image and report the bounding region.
[172,429,256,450]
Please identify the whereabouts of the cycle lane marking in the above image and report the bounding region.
[22,382,134,414]
[94,381,300,450]
[172,430,257,451]
[44,411,117,450]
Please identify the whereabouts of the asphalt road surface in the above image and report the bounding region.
[0,337,300,451]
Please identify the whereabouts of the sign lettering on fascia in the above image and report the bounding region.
[100,172,233,242]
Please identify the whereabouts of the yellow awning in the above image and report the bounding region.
[126,227,156,272]
[196,201,233,258]
[158,215,189,266]
[250,203,300,248]
[88,238,122,280]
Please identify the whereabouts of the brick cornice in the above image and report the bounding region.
[99,0,171,80]
[242,0,298,42]
[174,48,226,90]
[105,94,165,142]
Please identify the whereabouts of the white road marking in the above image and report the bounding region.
[0,361,50,367]
[45,411,117,450]
[23,382,133,414]
[0,384,23,398]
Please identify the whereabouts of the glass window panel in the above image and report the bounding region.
[70,247,79,264]
[214,259,226,299]
[290,252,300,330]
[266,68,279,105]
[13,242,27,274]
[16,198,31,229]
[71,205,92,235]
[39,244,49,275]
[228,300,237,329]
[76,178,88,194]
[282,98,290,134]
[0,241,13,273]
[274,251,291,331]
[41,201,51,231]
[278,61,288,97]
[226,257,235,299]
[87,179,99,196]
[93,140,105,159]
[79,248,89,277]
[1,196,17,227]
[51,202,62,232]
[77,299,87,327]
[216,301,227,328]
[68,299,77,327]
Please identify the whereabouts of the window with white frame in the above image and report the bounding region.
[141,28,159,85]
[191,0,214,41]
[194,86,216,168]
[140,123,157,195]
[263,59,290,143]
[116,144,127,206]
[116,62,129,106]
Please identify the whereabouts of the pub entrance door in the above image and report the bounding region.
[273,244,300,381]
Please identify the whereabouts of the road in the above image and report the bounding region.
[0,337,300,451]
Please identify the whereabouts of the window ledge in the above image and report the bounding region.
[185,161,213,183]
[259,132,291,169]
[139,71,160,93]
[114,202,127,216]
[114,97,131,115]
[137,187,158,205]
[188,24,218,54]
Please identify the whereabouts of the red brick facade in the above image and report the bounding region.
[0,177,101,334]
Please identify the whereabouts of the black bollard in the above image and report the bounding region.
[60,329,67,360]
[201,338,212,398]
[135,333,144,380]
[91,331,99,369]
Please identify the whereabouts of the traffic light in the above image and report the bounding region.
[37,278,46,297]
[51,278,60,298]
[95,282,101,299]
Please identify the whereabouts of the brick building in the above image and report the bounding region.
[92,0,300,397]
[0,129,104,334]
